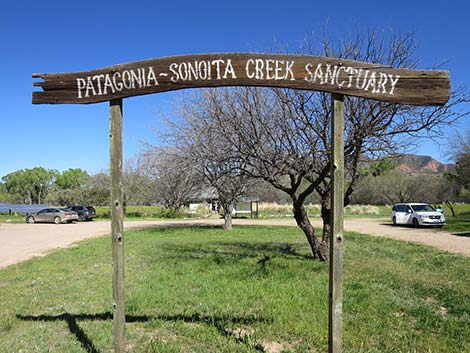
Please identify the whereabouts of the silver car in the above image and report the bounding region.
[26,208,79,224]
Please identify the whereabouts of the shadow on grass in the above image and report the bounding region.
[161,241,314,263]
[452,232,470,237]
[17,311,271,353]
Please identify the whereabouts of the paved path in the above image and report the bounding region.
[0,218,468,268]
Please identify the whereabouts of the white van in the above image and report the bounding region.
[391,203,446,227]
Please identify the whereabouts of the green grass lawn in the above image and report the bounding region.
[0,226,468,352]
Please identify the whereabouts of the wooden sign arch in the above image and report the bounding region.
[33,53,449,105]
[32,53,450,353]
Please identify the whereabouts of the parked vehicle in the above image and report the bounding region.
[26,208,79,224]
[391,203,446,227]
[68,205,97,221]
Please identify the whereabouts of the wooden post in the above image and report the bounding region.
[110,99,125,353]
[328,94,344,353]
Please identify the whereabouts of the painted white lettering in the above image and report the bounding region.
[130,69,143,88]
[147,67,159,86]
[275,60,284,80]
[77,78,86,98]
[265,59,275,80]
[388,74,400,95]
[364,72,377,92]
[324,64,339,85]
[112,72,122,92]
[377,73,388,94]
[285,60,295,81]
[212,59,224,79]
[92,74,105,95]
[254,59,264,79]
[335,66,347,87]
[122,71,132,89]
[85,77,96,98]
[304,63,314,82]
[187,61,198,80]
[356,70,369,90]
[223,59,237,79]
[314,64,324,84]
[199,61,208,80]
[179,62,189,81]
[245,59,255,79]
[346,67,359,88]
[169,63,179,82]
[103,74,114,94]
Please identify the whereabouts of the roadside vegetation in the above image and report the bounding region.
[0,225,468,352]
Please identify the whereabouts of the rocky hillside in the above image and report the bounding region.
[392,154,455,174]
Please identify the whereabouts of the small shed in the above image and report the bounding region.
[233,196,259,218]
[187,188,219,213]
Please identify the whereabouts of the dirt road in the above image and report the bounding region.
[0,218,468,269]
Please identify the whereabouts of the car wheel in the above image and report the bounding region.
[54,216,62,224]
[78,215,84,221]
[392,216,397,226]
[412,218,419,228]
[26,216,35,224]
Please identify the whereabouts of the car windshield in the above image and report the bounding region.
[411,204,435,212]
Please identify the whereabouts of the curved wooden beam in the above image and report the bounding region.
[32,53,450,105]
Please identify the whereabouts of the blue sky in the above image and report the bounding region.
[0,0,469,178]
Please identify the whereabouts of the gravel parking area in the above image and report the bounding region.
[0,218,468,268]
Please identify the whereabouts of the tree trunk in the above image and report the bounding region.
[321,206,331,242]
[223,202,234,230]
[445,200,455,217]
[292,201,327,261]
[318,191,331,260]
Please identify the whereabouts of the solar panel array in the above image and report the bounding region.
[0,203,49,214]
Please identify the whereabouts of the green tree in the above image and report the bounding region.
[83,172,110,206]
[455,154,470,190]
[55,168,89,190]
[48,168,90,205]
[0,182,10,202]
[2,167,57,204]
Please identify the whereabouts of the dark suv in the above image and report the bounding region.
[68,205,97,221]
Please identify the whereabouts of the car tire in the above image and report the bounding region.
[392,216,397,226]
[54,216,62,225]
[78,215,84,221]
[412,218,419,228]
[26,216,35,224]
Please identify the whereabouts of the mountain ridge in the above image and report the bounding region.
[391,154,455,174]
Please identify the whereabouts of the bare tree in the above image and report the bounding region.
[159,31,467,260]
[140,148,203,211]
[122,155,157,207]
[447,129,470,190]
[282,31,468,251]
[161,94,255,230]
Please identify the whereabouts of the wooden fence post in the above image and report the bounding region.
[110,99,126,353]
[329,93,344,353]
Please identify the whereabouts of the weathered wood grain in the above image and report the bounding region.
[329,94,345,353]
[32,53,450,105]
[110,99,126,353]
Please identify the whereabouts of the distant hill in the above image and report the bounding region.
[391,154,455,174]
